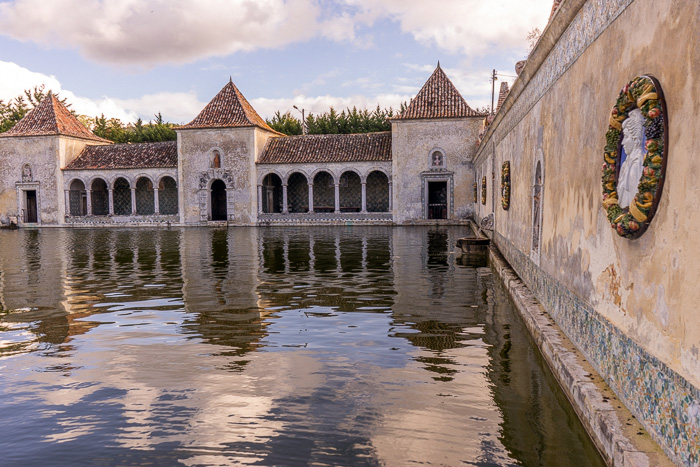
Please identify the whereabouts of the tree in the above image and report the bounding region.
[267,111,303,135]
[266,103,406,136]
[527,28,542,54]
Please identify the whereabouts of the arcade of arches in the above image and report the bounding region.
[259,170,391,214]
[66,176,179,217]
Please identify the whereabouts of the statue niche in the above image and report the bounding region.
[21,164,33,182]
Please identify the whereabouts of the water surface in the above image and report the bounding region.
[0,227,603,466]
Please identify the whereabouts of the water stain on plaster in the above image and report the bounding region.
[599,264,624,312]
[654,284,669,328]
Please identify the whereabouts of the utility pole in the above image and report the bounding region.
[293,105,307,135]
[490,69,498,115]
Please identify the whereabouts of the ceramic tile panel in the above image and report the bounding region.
[494,232,700,465]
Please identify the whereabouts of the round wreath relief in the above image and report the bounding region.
[501,161,511,210]
[473,182,478,203]
[481,176,487,205]
[602,75,667,238]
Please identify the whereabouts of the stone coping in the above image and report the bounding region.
[488,246,671,467]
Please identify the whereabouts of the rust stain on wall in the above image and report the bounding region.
[601,265,624,312]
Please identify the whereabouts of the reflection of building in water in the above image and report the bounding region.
[482,277,603,465]
[255,227,395,313]
[179,228,271,364]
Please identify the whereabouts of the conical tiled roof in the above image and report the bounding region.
[395,64,484,120]
[0,93,109,142]
[179,80,274,131]
[496,81,510,112]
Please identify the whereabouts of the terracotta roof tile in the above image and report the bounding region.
[496,81,510,112]
[0,94,110,142]
[259,132,391,164]
[65,141,177,170]
[178,80,274,132]
[394,64,485,120]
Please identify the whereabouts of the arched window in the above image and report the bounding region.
[339,171,361,212]
[158,177,178,215]
[262,173,283,213]
[113,178,132,215]
[91,178,109,215]
[136,177,155,215]
[313,171,335,212]
[287,172,309,213]
[69,179,86,216]
[366,171,389,212]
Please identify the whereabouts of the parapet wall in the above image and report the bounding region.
[474,0,700,463]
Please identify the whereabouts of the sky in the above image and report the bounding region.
[0,0,554,125]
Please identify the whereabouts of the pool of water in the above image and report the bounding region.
[0,227,603,466]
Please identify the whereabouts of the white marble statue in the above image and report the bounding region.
[617,108,645,209]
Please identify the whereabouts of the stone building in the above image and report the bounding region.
[0,64,485,227]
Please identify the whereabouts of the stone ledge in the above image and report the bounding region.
[488,246,672,467]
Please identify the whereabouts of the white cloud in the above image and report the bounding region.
[0,0,554,67]
[0,0,349,67]
[0,61,138,121]
[0,60,205,123]
[340,0,552,57]
[112,92,205,125]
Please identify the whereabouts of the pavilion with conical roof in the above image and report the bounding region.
[390,63,485,224]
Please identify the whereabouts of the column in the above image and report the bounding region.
[64,190,70,216]
[153,187,160,215]
[388,182,393,211]
[86,189,92,215]
[361,182,367,213]
[131,187,137,215]
[257,185,263,214]
[108,189,114,216]
[308,183,314,213]
[334,183,340,213]
[282,184,289,214]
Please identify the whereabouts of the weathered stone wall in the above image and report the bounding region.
[391,117,480,224]
[474,0,700,463]
[177,127,276,225]
[0,135,104,225]
[0,136,60,225]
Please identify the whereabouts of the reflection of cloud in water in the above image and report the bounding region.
[369,344,515,465]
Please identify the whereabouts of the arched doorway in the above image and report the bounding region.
[262,173,282,213]
[211,179,227,221]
